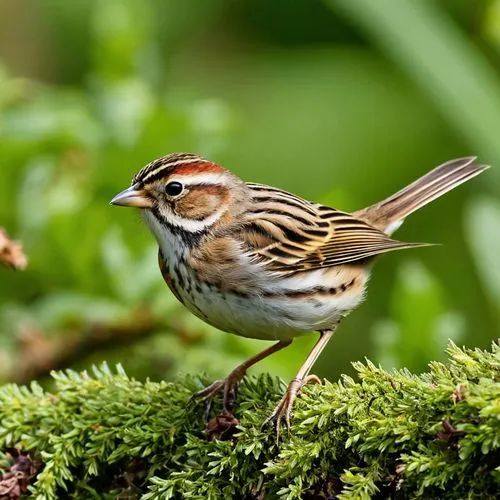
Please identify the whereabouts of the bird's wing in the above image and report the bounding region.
[240,183,428,275]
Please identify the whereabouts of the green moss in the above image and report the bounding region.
[0,342,499,499]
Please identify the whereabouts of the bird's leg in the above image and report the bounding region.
[193,339,293,416]
[263,327,337,438]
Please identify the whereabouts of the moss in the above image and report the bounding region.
[0,342,499,499]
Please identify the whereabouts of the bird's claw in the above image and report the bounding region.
[192,377,239,420]
[262,374,322,440]
[192,379,226,400]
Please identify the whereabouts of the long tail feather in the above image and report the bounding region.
[354,157,488,234]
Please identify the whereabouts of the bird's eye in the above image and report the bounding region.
[164,181,184,197]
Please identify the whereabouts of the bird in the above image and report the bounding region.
[110,153,487,436]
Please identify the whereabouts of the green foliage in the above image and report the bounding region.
[1,0,499,391]
[1,342,499,499]
[1,5,499,495]
[330,0,500,166]
[372,259,466,370]
[465,196,500,312]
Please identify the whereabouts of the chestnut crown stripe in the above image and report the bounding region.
[132,153,223,186]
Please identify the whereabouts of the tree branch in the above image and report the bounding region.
[8,307,168,384]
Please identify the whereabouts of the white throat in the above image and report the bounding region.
[142,210,187,262]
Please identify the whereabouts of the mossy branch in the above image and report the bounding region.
[0,342,499,499]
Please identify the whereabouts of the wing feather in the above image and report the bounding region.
[240,183,429,274]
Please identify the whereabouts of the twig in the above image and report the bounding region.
[0,229,27,271]
[8,307,179,384]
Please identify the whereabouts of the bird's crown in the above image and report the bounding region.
[132,153,226,186]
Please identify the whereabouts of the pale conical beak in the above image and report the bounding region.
[110,186,153,208]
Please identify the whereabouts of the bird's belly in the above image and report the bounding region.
[176,269,368,341]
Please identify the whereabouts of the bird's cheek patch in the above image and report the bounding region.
[175,186,228,221]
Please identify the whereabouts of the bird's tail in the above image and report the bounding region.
[354,157,488,234]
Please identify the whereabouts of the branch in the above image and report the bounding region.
[7,307,169,384]
[0,342,499,499]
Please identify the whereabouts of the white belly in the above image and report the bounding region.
[176,267,368,341]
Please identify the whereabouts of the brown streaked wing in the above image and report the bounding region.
[241,184,430,274]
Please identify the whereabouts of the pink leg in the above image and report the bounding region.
[194,339,293,413]
[262,327,336,438]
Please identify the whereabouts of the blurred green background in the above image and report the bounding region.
[1,0,500,387]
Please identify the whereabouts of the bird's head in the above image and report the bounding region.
[110,153,248,238]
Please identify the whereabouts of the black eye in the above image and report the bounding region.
[164,181,184,197]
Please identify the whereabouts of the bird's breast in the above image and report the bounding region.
[158,250,369,341]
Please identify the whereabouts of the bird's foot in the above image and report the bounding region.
[262,374,321,440]
[192,371,243,420]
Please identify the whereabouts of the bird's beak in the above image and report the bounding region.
[110,186,153,208]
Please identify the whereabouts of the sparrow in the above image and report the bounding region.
[111,153,487,435]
